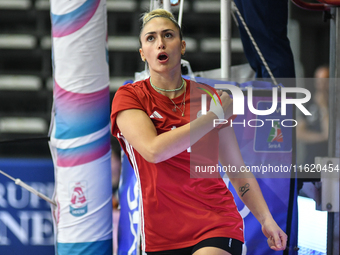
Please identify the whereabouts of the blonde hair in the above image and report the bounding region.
[139,9,183,42]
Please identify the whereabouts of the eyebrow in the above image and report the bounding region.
[144,29,175,37]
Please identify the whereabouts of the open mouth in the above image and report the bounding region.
[157,53,169,62]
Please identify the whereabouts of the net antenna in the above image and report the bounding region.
[0,169,56,207]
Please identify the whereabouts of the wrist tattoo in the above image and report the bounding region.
[239,183,250,197]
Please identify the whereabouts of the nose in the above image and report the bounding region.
[158,37,165,50]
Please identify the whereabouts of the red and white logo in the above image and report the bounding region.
[69,181,88,216]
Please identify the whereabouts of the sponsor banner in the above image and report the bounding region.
[233,97,293,179]
[117,153,140,255]
[222,81,296,254]
[0,159,55,255]
[191,79,296,254]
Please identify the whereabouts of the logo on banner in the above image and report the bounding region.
[69,181,88,217]
[254,101,292,152]
[267,121,283,143]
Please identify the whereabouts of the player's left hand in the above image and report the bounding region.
[261,218,287,251]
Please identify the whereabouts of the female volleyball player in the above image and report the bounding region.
[111,9,287,255]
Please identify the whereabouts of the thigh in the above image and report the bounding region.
[192,237,243,255]
[193,247,231,255]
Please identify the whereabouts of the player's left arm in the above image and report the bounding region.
[218,126,287,251]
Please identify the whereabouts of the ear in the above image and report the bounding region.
[181,40,186,55]
[139,48,145,62]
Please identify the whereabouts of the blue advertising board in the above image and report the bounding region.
[117,153,140,255]
[0,158,55,255]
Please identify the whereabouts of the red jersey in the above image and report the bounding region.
[111,78,244,252]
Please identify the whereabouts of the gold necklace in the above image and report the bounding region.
[169,83,186,117]
[150,78,185,92]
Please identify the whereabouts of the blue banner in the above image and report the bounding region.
[0,158,55,255]
[222,82,297,254]
[117,153,140,255]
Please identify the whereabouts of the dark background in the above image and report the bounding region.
[0,0,331,157]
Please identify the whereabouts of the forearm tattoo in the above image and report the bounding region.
[239,183,250,197]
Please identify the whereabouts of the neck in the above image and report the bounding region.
[150,71,184,98]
